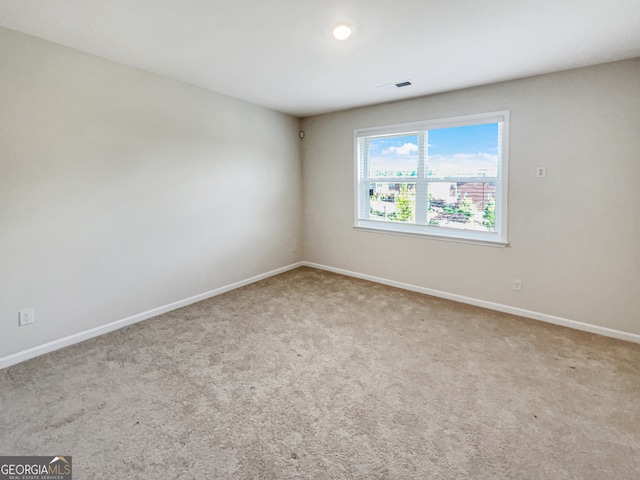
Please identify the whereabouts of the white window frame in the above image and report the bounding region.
[354,111,509,247]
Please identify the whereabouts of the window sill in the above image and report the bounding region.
[353,222,509,248]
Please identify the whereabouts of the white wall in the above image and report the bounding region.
[2,25,637,364]
[302,59,640,337]
[0,27,302,359]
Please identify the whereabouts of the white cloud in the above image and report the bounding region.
[450,153,498,161]
[370,156,416,173]
[428,153,499,176]
[383,143,418,156]
[369,150,499,177]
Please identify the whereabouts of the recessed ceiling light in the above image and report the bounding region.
[332,24,352,41]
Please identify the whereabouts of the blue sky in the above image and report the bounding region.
[369,123,499,177]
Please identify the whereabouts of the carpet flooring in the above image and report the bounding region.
[1,267,639,479]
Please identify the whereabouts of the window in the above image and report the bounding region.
[355,111,509,245]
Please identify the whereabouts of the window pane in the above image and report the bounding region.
[355,111,507,244]
[427,123,499,178]
[427,181,496,231]
[368,134,419,178]
[369,182,416,223]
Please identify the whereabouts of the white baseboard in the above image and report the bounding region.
[302,261,640,345]
[0,262,304,370]
[3,259,637,370]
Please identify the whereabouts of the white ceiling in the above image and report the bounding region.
[1,0,639,117]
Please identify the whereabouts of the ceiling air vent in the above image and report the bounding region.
[376,80,413,91]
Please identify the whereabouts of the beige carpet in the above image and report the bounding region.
[1,267,639,479]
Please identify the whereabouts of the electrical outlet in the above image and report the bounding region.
[512,279,522,291]
[19,308,35,326]
[536,166,547,178]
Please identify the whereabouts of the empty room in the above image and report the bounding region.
[1,1,639,478]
